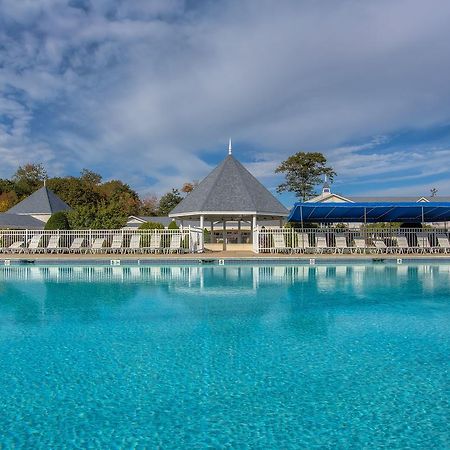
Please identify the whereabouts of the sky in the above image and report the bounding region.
[1,0,450,206]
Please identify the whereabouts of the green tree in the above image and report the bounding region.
[158,189,183,215]
[67,205,98,229]
[80,169,102,186]
[168,220,179,230]
[138,221,165,230]
[45,212,71,230]
[275,152,336,201]
[12,163,48,198]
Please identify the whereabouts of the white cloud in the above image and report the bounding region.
[0,0,450,195]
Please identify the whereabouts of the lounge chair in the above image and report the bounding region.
[273,233,289,253]
[416,234,431,253]
[91,238,106,254]
[394,236,413,254]
[293,232,310,253]
[146,233,162,253]
[436,236,450,253]
[374,239,388,253]
[47,235,61,253]
[353,238,367,253]
[109,235,124,253]
[8,240,25,254]
[334,235,350,254]
[70,237,85,253]
[314,234,329,253]
[128,234,141,253]
[166,234,183,254]
[27,235,43,253]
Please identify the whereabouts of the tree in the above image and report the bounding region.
[158,189,183,215]
[80,169,102,186]
[275,152,336,201]
[430,187,438,197]
[138,221,164,230]
[0,191,18,212]
[12,163,48,197]
[168,220,179,230]
[139,195,159,216]
[45,212,71,230]
[181,181,198,194]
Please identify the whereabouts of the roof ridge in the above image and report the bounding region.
[198,155,234,210]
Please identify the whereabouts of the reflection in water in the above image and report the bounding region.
[1,263,448,330]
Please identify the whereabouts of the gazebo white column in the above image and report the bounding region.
[222,220,227,251]
[237,220,242,243]
[200,215,204,230]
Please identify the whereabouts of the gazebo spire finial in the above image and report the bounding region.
[228,138,232,155]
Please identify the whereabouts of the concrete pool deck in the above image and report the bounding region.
[1,250,450,263]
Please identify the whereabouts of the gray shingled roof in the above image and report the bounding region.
[170,155,288,216]
[0,213,45,229]
[7,187,71,215]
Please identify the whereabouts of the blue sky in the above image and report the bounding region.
[1,0,450,207]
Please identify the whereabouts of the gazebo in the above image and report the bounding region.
[169,141,288,250]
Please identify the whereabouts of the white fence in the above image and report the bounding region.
[0,227,204,254]
[253,227,450,254]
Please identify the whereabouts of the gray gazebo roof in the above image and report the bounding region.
[7,186,71,215]
[170,154,288,219]
[0,213,45,229]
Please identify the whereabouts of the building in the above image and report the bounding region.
[0,186,71,229]
[168,141,288,249]
[308,180,450,204]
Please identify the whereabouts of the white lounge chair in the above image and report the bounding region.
[91,238,106,254]
[147,234,162,253]
[47,235,61,253]
[353,238,367,253]
[394,236,413,254]
[166,234,183,253]
[416,234,431,253]
[314,234,329,253]
[70,237,85,253]
[374,240,388,253]
[128,234,141,253]
[273,233,289,253]
[293,232,310,253]
[27,235,43,253]
[110,235,123,253]
[436,236,450,253]
[8,240,25,254]
[334,235,350,254]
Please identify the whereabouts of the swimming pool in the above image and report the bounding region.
[0,264,449,448]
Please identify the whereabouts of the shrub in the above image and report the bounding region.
[45,212,70,230]
[138,221,165,230]
[168,220,179,230]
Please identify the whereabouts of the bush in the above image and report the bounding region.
[168,220,179,230]
[138,221,165,230]
[45,212,70,230]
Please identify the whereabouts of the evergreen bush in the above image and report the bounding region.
[45,212,70,230]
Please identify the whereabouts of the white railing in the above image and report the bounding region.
[0,226,204,254]
[253,226,450,254]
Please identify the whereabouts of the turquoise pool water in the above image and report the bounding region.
[0,264,449,448]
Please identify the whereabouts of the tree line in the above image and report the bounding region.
[0,163,195,229]
[0,152,337,228]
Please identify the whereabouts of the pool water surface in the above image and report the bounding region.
[0,264,449,448]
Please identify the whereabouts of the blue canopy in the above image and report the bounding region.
[288,202,450,223]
